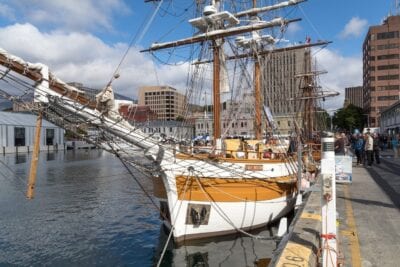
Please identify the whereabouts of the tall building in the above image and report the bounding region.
[263,49,309,114]
[363,15,400,127]
[138,86,186,121]
[345,86,364,108]
[262,48,311,135]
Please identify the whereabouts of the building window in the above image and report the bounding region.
[377,31,399,40]
[370,34,376,40]
[377,74,399,81]
[46,129,55,145]
[377,64,399,70]
[377,43,399,50]
[377,95,399,101]
[377,85,399,91]
[377,54,399,60]
[14,127,25,146]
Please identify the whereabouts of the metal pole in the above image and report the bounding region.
[320,132,337,267]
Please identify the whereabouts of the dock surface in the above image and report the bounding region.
[337,150,400,266]
[272,149,400,266]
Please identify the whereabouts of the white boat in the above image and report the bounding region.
[0,0,328,244]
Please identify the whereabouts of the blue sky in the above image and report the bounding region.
[0,0,397,110]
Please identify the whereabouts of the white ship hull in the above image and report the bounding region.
[156,157,297,243]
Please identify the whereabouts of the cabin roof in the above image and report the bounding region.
[0,112,58,127]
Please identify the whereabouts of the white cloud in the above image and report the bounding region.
[314,48,362,111]
[0,23,189,99]
[2,0,130,33]
[0,3,15,20]
[339,17,368,39]
[286,22,302,36]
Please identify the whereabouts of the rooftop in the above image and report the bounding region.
[0,112,58,127]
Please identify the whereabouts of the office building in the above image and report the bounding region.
[345,86,364,108]
[363,15,400,127]
[262,48,312,135]
[138,86,186,121]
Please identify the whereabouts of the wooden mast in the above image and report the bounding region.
[303,48,313,140]
[213,40,221,140]
[26,110,42,199]
[141,1,304,142]
[253,0,262,140]
[254,60,262,139]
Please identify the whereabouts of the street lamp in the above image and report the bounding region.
[363,114,370,128]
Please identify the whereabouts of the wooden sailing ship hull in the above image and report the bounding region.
[154,157,297,243]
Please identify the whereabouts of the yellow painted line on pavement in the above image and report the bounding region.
[300,212,321,221]
[343,185,362,267]
[275,242,313,267]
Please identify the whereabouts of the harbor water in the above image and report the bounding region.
[0,150,281,266]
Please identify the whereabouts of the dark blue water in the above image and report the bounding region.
[0,150,278,266]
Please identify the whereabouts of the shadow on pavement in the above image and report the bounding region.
[364,163,400,210]
[337,196,396,209]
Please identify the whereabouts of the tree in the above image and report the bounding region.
[332,104,364,132]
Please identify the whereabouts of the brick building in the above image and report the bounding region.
[118,104,157,123]
[363,15,400,127]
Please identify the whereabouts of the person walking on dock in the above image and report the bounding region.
[353,134,365,166]
[365,132,374,166]
[391,134,399,158]
[372,133,380,164]
[334,132,345,155]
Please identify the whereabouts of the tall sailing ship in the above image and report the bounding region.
[0,0,330,243]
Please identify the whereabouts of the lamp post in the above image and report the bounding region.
[363,113,370,128]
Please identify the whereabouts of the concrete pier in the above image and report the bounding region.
[271,149,400,266]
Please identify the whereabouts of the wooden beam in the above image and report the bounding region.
[26,111,42,199]
[141,18,301,52]
[193,41,332,65]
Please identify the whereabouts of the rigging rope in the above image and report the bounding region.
[106,0,164,87]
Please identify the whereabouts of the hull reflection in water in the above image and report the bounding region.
[153,222,291,267]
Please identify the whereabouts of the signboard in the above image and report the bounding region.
[245,165,263,171]
[335,155,352,183]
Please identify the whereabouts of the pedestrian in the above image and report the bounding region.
[372,133,380,164]
[381,134,388,151]
[353,134,365,166]
[334,132,345,155]
[391,135,399,158]
[365,133,374,166]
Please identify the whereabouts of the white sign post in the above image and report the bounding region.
[321,134,337,267]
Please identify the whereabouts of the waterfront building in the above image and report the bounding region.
[345,86,364,108]
[0,111,64,154]
[192,96,260,139]
[137,120,194,141]
[138,86,186,121]
[192,95,298,138]
[363,15,400,127]
[118,104,157,123]
[380,100,400,134]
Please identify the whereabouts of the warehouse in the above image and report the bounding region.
[0,112,64,154]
